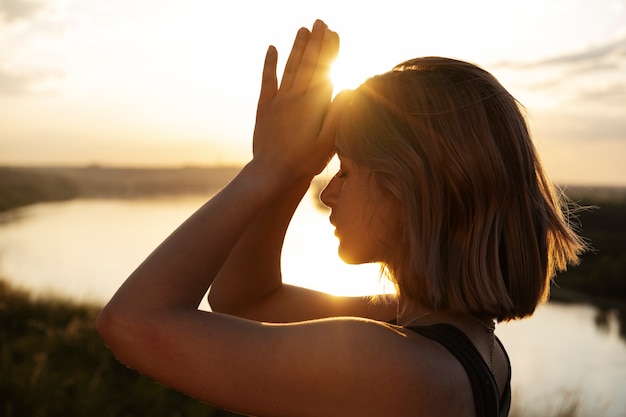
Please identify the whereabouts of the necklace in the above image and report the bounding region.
[464,314,496,373]
[400,311,433,327]
[400,307,497,374]
[396,298,433,327]
[396,304,497,375]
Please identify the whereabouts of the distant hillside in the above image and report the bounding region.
[1,166,625,304]
[0,165,241,211]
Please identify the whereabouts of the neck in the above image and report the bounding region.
[396,299,432,326]
[397,304,496,331]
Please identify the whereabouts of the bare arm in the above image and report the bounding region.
[208,25,395,323]
[208,172,396,322]
[96,21,415,415]
[98,20,339,324]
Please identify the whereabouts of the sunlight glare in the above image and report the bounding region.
[281,188,394,297]
[330,56,370,95]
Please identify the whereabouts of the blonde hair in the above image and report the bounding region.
[336,57,585,321]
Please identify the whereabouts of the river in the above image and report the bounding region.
[0,193,624,416]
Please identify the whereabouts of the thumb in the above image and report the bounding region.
[257,46,278,106]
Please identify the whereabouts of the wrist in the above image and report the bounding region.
[244,158,314,192]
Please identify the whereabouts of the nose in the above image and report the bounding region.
[320,176,338,208]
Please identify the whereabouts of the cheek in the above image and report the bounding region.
[371,199,404,250]
[335,214,377,264]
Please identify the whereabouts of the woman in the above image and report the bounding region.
[97,19,585,416]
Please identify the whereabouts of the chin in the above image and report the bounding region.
[337,249,358,264]
[338,247,373,265]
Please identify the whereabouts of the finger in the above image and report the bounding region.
[309,29,339,95]
[290,19,327,93]
[258,45,278,106]
[279,27,310,91]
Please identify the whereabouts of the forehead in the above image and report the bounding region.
[336,153,349,163]
[336,154,359,170]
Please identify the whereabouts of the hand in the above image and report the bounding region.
[252,20,340,180]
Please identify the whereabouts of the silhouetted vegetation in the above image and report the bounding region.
[0,167,78,211]
[551,186,626,306]
[0,280,243,417]
[0,280,605,417]
[1,168,624,415]
[0,166,240,212]
[2,167,625,306]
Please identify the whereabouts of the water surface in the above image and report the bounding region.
[0,194,624,416]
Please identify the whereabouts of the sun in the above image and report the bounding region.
[329,56,370,95]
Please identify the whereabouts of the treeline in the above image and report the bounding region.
[0,166,240,211]
[1,166,624,303]
[1,169,621,416]
[552,188,626,306]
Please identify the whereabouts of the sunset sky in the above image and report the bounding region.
[1,0,625,185]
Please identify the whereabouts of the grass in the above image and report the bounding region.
[0,280,242,417]
[1,168,624,415]
[509,389,608,417]
[1,279,611,417]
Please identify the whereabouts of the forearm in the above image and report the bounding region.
[101,19,339,320]
[103,161,291,315]
[208,175,312,313]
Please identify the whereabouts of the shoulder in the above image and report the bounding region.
[392,324,476,414]
[235,317,475,416]
[113,310,474,416]
[285,318,475,416]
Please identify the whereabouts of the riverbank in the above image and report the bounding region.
[2,165,625,301]
[0,279,595,417]
[0,165,241,211]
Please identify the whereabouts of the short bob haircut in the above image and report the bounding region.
[335,57,585,322]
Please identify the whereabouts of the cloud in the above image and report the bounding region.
[0,0,43,22]
[576,82,626,104]
[0,68,33,95]
[493,35,626,71]
[547,111,626,142]
[492,36,626,110]
[531,37,626,69]
[0,67,62,96]
[490,36,626,153]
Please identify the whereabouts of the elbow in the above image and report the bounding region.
[95,304,120,346]
[95,302,152,366]
[96,301,186,379]
[96,303,131,355]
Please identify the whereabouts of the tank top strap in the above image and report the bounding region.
[405,323,511,417]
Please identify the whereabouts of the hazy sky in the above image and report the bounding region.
[1,0,625,185]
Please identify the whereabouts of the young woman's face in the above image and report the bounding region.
[320,156,402,265]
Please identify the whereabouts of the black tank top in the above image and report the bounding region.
[405,323,511,417]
